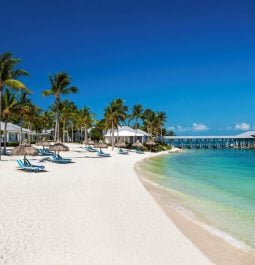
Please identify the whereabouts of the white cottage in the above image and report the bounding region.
[104,126,150,144]
[0,121,31,143]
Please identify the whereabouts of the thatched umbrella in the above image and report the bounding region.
[94,142,108,152]
[145,140,156,146]
[132,140,143,148]
[35,139,52,149]
[115,142,127,148]
[12,145,38,161]
[145,140,156,151]
[21,138,31,147]
[83,140,95,145]
[49,143,69,154]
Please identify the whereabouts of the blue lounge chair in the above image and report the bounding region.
[38,148,53,156]
[135,149,144,154]
[48,154,72,163]
[85,146,98,152]
[24,158,45,170]
[97,150,111,157]
[17,160,44,172]
[118,148,128,155]
[44,148,53,155]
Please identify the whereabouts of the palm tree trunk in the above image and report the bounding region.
[62,119,65,142]
[3,121,7,154]
[54,119,57,142]
[0,88,2,160]
[20,118,23,144]
[84,124,88,144]
[111,121,114,150]
[135,118,138,141]
[71,123,74,142]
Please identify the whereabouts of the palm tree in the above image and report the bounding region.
[80,107,94,144]
[104,98,128,150]
[2,89,17,154]
[157,111,167,139]
[16,92,32,144]
[130,104,143,140]
[42,72,78,142]
[0,52,30,159]
[60,100,78,142]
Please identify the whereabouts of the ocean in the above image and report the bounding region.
[141,149,255,250]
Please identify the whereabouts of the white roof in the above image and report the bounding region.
[104,126,149,137]
[0,121,31,133]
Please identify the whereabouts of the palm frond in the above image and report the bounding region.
[12,69,30,78]
[42,89,55,96]
[62,86,78,95]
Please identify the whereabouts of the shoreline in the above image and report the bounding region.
[134,153,255,265]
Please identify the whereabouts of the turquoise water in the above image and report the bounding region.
[142,150,255,250]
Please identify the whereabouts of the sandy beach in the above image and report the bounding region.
[0,144,212,265]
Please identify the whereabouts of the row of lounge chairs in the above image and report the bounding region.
[85,145,144,156]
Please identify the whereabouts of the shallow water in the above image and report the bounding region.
[142,149,255,249]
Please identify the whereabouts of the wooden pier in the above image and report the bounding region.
[164,131,255,149]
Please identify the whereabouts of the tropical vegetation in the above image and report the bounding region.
[0,51,174,153]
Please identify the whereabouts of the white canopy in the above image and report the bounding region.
[104,126,149,137]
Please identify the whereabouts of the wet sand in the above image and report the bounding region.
[135,158,255,265]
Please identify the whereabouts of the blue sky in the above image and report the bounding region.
[2,0,255,135]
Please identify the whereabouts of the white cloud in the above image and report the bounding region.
[167,126,175,131]
[168,123,209,133]
[234,122,250,131]
[177,125,188,132]
[192,123,209,132]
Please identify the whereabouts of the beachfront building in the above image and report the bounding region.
[0,122,54,143]
[164,131,255,149]
[104,126,150,144]
[0,121,32,143]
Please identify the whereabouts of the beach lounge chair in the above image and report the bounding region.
[97,150,111,157]
[135,149,144,154]
[118,148,128,155]
[38,148,53,156]
[24,158,45,170]
[48,154,72,163]
[85,146,98,152]
[17,160,43,172]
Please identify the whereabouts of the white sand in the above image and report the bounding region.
[0,144,212,265]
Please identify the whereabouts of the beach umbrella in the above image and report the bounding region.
[49,143,69,154]
[145,140,156,151]
[93,142,108,152]
[83,140,95,145]
[115,142,127,148]
[132,140,143,148]
[35,139,52,149]
[12,145,38,161]
[21,138,31,147]
[145,140,156,146]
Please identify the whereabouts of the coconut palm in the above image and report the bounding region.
[0,52,30,159]
[104,98,128,150]
[129,104,143,140]
[156,111,167,139]
[60,100,78,142]
[42,72,78,142]
[80,107,94,144]
[16,92,32,144]
[2,89,17,154]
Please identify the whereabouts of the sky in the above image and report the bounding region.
[1,0,255,135]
